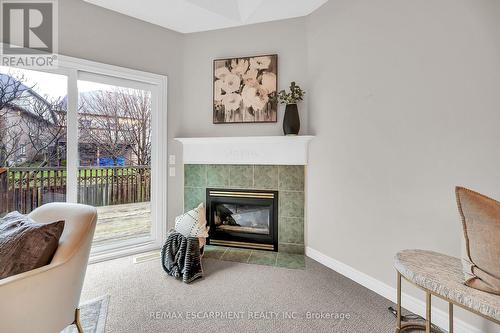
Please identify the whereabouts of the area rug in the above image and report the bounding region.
[61,295,109,333]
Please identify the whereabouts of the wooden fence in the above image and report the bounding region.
[0,166,151,215]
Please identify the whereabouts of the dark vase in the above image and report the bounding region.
[283,103,300,135]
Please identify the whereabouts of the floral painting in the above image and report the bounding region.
[213,54,277,123]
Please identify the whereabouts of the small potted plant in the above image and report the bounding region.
[277,82,305,135]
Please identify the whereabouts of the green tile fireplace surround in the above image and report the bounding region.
[184,164,305,254]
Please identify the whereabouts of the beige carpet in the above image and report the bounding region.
[81,255,403,333]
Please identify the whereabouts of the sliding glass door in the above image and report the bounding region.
[0,61,167,260]
[77,74,156,253]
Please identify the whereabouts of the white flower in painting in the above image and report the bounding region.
[249,56,271,70]
[222,93,242,111]
[231,59,249,76]
[242,69,258,86]
[214,79,224,101]
[253,91,269,111]
[261,72,276,93]
[221,73,241,93]
[214,66,231,80]
[242,84,269,111]
[242,85,257,108]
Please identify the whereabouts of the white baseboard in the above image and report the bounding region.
[305,247,482,333]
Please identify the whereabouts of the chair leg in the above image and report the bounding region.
[425,292,432,333]
[449,303,454,333]
[74,308,84,333]
[396,272,402,330]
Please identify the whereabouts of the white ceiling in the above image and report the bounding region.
[83,0,328,33]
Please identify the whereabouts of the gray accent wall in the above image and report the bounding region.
[306,0,500,330]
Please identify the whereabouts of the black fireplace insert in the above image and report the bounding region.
[206,188,278,251]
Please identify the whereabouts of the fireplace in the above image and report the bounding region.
[206,188,278,251]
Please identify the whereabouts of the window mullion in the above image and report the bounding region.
[66,69,79,203]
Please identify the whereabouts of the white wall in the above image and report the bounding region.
[306,0,500,330]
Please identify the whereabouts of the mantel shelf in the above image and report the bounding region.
[174,136,314,165]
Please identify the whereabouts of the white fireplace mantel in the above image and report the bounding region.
[174,136,314,165]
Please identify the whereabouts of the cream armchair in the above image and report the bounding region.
[0,203,97,333]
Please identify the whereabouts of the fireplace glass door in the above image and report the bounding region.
[207,189,278,251]
[214,203,271,235]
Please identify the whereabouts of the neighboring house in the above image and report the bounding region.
[0,74,62,167]
[60,92,138,166]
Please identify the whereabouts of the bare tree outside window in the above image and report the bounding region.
[23,96,67,166]
[0,72,66,167]
[79,88,151,166]
[0,72,29,167]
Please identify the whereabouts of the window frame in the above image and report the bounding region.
[2,52,168,262]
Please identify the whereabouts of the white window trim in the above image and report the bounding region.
[2,51,168,262]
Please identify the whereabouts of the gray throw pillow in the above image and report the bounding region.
[0,211,65,279]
